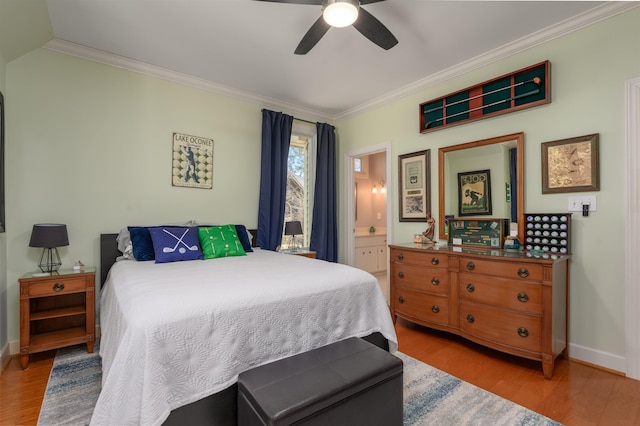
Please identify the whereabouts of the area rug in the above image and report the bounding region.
[38,344,561,425]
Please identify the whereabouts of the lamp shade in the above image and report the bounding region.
[29,224,69,248]
[284,221,303,236]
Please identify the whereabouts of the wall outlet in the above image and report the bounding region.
[568,195,597,212]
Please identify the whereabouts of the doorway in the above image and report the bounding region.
[345,143,392,303]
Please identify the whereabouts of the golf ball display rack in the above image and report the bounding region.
[524,213,572,254]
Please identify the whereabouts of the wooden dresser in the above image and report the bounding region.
[389,243,569,378]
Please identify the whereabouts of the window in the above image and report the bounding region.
[354,155,369,179]
[282,132,314,249]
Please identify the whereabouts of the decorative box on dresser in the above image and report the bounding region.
[390,244,569,379]
[19,267,96,369]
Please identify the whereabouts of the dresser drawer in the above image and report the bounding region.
[393,264,449,295]
[458,273,542,314]
[390,248,449,268]
[28,277,88,297]
[459,301,542,352]
[394,287,449,326]
[459,257,543,281]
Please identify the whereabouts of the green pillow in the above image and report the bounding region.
[198,225,247,259]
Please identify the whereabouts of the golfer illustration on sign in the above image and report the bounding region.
[465,189,483,206]
[183,146,199,183]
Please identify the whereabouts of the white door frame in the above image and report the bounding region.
[344,143,393,270]
[625,76,640,380]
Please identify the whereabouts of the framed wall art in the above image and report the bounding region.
[541,133,599,193]
[398,149,430,222]
[458,169,492,216]
[172,132,214,189]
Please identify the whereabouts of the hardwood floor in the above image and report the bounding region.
[1,320,639,425]
[0,350,55,426]
[396,319,640,426]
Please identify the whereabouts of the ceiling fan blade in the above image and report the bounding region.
[359,0,386,4]
[352,7,398,50]
[254,0,322,4]
[295,16,330,55]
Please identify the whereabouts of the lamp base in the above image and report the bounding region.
[39,248,62,273]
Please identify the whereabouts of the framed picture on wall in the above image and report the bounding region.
[172,132,214,189]
[398,149,430,222]
[541,133,599,193]
[457,169,492,216]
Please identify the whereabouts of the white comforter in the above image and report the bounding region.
[91,249,397,426]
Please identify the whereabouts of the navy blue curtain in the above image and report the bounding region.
[310,123,337,262]
[510,148,518,222]
[256,110,293,250]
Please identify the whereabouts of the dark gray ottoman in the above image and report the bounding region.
[237,337,403,426]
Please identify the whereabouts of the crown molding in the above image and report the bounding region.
[43,39,333,124]
[44,2,638,123]
[335,1,640,121]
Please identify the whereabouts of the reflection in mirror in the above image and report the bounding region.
[438,132,524,241]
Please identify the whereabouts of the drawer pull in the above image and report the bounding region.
[466,262,475,271]
[431,257,439,265]
[431,277,440,286]
[397,253,404,261]
[398,271,404,279]
[517,268,529,278]
[466,314,475,323]
[466,283,475,293]
[517,292,529,303]
[398,296,405,304]
[431,305,440,314]
[518,327,529,338]
[53,282,65,292]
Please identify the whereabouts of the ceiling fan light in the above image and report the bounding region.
[323,0,359,28]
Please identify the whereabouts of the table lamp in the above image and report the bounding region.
[284,221,303,252]
[29,223,69,273]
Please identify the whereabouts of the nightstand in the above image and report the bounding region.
[281,249,316,259]
[19,267,96,369]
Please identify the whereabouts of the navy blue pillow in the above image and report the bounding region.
[149,226,203,263]
[234,225,254,253]
[128,226,155,261]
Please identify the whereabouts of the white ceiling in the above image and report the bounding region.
[44,0,628,120]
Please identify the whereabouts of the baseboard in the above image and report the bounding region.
[8,339,19,357]
[568,342,626,375]
[1,341,10,372]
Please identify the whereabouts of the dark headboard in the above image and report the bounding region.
[100,229,259,286]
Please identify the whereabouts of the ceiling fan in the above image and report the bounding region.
[256,0,398,55]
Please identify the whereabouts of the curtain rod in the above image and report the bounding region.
[294,117,316,125]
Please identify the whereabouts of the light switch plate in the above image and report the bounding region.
[568,195,597,212]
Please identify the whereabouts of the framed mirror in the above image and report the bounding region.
[438,132,524,241]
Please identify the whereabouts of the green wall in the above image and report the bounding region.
[336,8,640,366]
[5,48,264,344]
[2,6,638,371]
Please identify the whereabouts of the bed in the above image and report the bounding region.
[93,231,397,426]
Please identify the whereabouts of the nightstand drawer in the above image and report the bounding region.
[28,277,88,297]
